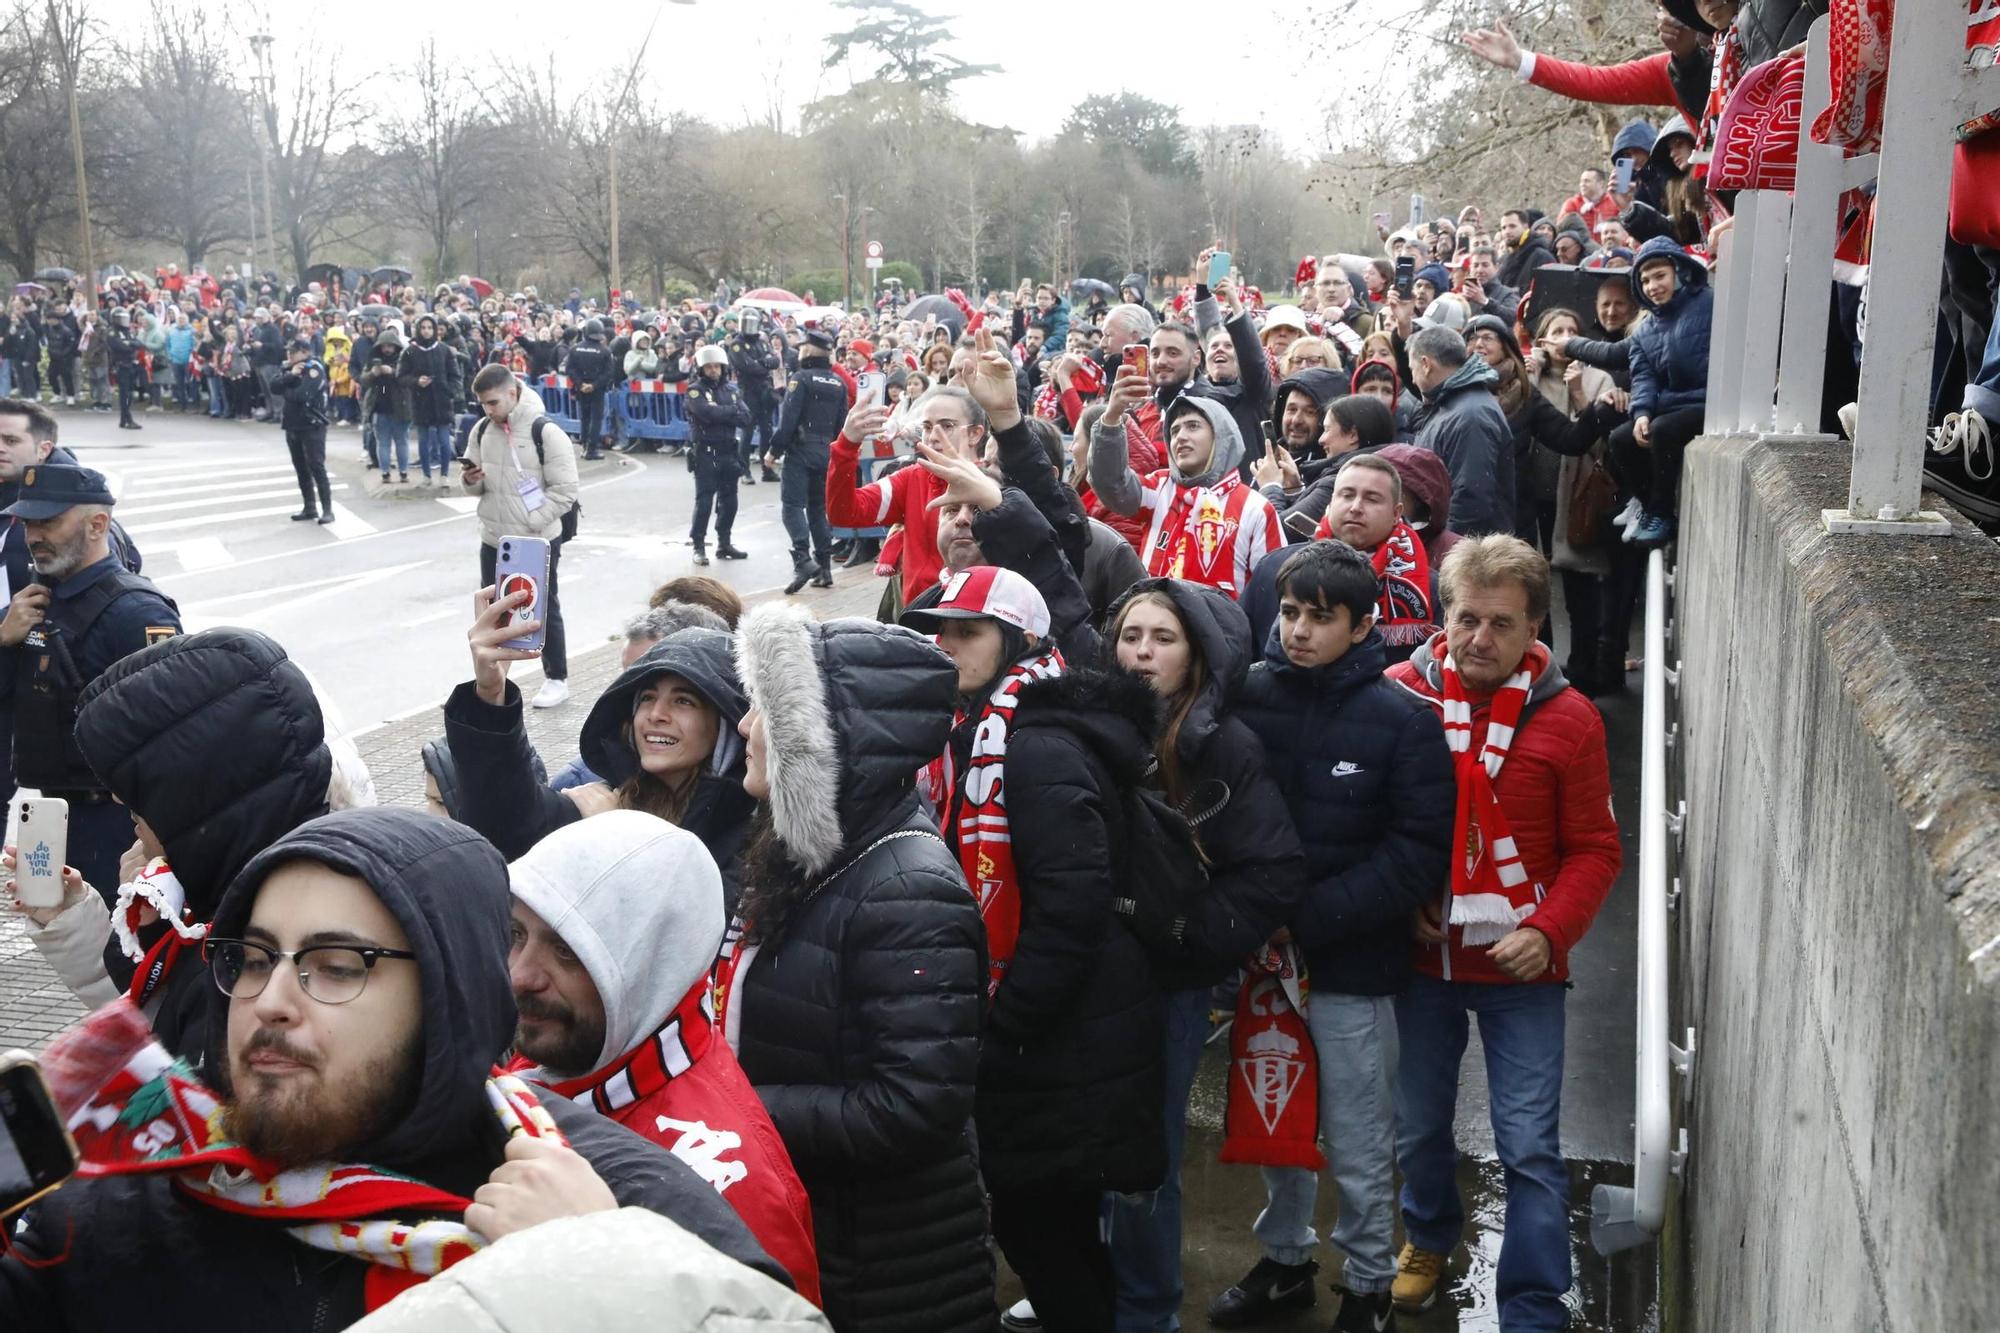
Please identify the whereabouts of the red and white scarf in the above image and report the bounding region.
[1440,641,1550,944]
[1313,516,1437,647]
[537,980,715,1115]
[54,1014,562,1312]
[920,646,1067,997]
[111,859,210,1008]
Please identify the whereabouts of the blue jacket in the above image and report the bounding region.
[1234,628,1455,995]
[1414,357,1515,537]
[165,325,195,366]
[1627,235,1713,422]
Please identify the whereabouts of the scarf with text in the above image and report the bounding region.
[55,1015,562,1312]
[1218,939,1323,1169]
[920,645,1067,997]
[536,980,716,1115]
[1439,640,1550,945]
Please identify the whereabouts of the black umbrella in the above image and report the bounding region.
[355,303,400,322]
[33,266,74,283]
[301,262,350,289]
[1518,264,1630,342]
[369,265,414,286]
[1069,277,1116,301]
[902,294,967,338]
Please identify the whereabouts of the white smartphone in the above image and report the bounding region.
[857,371,887,410]
[14,799,68,910]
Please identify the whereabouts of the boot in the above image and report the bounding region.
[760,462,779,483]
[291,509,317,521]
[842,538,881,569]
[784,551,815,595]
[691,542,709,566]
[811,560,834,588]
[716,543,748,560]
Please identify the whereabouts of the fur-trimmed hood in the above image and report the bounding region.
[734,605,957,876]
[1010,667,1158,786]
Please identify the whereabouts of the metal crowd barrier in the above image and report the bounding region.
[617,379,691,444]
[532,375,582,435]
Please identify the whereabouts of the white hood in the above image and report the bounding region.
[508,811,724,1073]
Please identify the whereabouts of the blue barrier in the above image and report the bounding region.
[619,384,691,443]
[532,376,582,435]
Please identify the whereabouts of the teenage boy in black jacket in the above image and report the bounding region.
[1211,541,1454,1332]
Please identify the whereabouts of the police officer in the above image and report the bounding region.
[274,336,334,524]
[683,344,750,567]
[0,464,179,900]
[728,314,781,483]
[769,327,849,594]
[108,312,142,431]
[563,319,614,461]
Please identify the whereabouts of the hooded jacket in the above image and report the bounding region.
[1498,232,1558,291]
[1626,236,1713,423]
[974,666,1166,1194]
[1193,293,1278,469]
[347,1209,830,1332]
[445,630,757,911]
[0,809,784,1332]
[1089,393,1283,599]
[1267,366,1349,465]
[1389,637,1622,985]
[462,384,579,547]
[1237,626,1455,994]
[509,814,819,1305]
[398,318,457,426]
[1103,578,1306,987]
[730,606,993,1332]
[1413,356,1515,537]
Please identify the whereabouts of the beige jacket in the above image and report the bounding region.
[463,384,580,547]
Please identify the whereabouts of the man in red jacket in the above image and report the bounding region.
[826,384,990,598]
[506,811,821,1307]
[1383,535,1621,1327]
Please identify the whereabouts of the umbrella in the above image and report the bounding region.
[1517,263,1628,341]
[903,294,966,337]
[369,265,414,286]
[466,277,494,299]
[742,286,802,305]
[33,267,74,284]
[1069,278,1116,301]
[301,262,348,289]
[13,282,46,298]
[355,303,400,322]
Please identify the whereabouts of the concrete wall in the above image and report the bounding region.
[1672,434,2000,1331]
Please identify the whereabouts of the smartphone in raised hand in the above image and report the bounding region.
[1206,252,1232,288]
[493,536,550,654]
[0,1055,77,1219]
[13,799,68,910]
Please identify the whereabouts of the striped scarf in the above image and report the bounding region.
[1439,642,1550,945]
[540,981,715,1115]
[921,646,1067,997]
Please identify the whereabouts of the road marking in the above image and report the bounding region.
[117,484,351,519]
[124,502,322,534]
[320,503,378,538]
[179,561,430,628]
[143,536,231,571]
[115,468,303,500]
[433,495,480,514]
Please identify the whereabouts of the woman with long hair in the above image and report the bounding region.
[447,603,758,907]
[1101,577,1305,1329]
[895,567,1165,1331]
[1464,314,1600,558]
[725,603,994,1331]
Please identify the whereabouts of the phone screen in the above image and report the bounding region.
[0,1063,76,1217]
[1394,257,1416,299]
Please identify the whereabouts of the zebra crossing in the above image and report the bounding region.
[96,452,379,575]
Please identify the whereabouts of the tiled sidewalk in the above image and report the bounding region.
[0,571,888,1051]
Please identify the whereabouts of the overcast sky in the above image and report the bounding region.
[96,0,1326,150]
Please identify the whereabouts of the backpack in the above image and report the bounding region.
[473,413,581,541]
[1111,766,1231,965]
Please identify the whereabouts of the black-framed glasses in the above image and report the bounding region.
[204,938,417,1006]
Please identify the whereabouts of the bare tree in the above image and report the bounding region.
[378,39,492,280]
[0,2,85,278]
[96,3,248,267]
[255,32,372,279]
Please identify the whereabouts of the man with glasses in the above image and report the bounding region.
[0,808,788,1327]
[826,384,990,599]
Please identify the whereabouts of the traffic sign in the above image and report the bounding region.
[864,240,884,260]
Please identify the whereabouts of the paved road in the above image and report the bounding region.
[68,406,832,734]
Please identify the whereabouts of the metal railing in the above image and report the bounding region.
[1591,549,1693,1254]
[1701,11,2000,536]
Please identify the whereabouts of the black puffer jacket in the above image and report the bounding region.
[1234,625,1456,995]
[1105,579,1306,988]
[445,630,756,909]
[731,607,994,1333]
[979,666,1165,1193]
[0,810,782,1330]
[72,628,333,1065]
[397,321,456,426]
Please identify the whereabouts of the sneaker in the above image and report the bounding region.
[1206,1257,1318,1326]
[1929,410,1995,482]
[716,544,748,560]
[1632,513,1676,546]
[1331,1288,1397,1333]
[1837,401,1858,440]
[999,1299,1040,1332]
[1611,496,1643,535]
[1391,1244,1447,1313]
[531,678,570,709]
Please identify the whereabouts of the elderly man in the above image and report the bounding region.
[0,808,786,1328]
[1385,537,1621,1327]
[1406,326,1514,538]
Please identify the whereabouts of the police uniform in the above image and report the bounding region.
[275,340,333,522]
[683,359,752,562]
[0,465,180,901]
[769,332,850,589]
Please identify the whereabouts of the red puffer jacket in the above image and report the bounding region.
[1388,635,1621,984]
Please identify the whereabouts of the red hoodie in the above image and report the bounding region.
[1387,634,1621,985]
